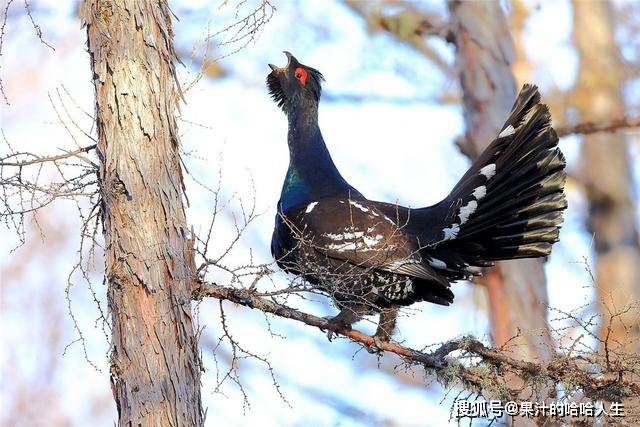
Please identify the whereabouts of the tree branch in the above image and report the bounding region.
[0,144,97,167]
[556,116,640,137]
[194,281,640,407]
[455,115,640,158]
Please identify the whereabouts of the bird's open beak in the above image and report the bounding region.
[268,51,295,73]
[283,51,294,64]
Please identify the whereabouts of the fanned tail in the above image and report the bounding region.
[423,84,567,277]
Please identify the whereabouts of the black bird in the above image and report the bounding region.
[268,52,567,348]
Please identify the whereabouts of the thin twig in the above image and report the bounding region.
[23,0,55,51]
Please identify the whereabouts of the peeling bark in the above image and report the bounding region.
[447,0,554,363]
[81,1,203,425]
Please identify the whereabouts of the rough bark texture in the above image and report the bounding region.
[447,0,554,362]
[82,1,203,425]
[572,0,640,355]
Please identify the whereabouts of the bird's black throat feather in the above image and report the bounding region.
[267,72,288,113]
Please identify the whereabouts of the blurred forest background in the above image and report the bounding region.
[1,0,639,425]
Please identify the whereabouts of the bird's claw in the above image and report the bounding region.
[321,316,350,342]
[366,335,387,355]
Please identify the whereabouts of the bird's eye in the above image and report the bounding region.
[294,67,308,86]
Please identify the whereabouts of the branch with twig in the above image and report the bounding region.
[1,87,98,247]
[194,281,640,415]
[455,115,640,159]
[556,116,640,137]
[187,184,639,423]
[0,144,97,167]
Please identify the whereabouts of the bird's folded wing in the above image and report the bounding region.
[287,197,449,286]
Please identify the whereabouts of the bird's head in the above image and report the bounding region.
[267,52,324,114]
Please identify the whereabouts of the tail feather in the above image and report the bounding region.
[424,84,567,270]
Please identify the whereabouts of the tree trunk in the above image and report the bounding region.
[510,0,533,86]
[448,0,554,364]
[573,1,640,422]
[82,1,203,425]
[572,0,640,356]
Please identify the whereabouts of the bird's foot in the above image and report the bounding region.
[366,335,388,355]
[321,315,351,342]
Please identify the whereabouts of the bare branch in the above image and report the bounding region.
[23,0,55,51]
[556,116,640,137]
[454,115,640,159]
[0,144,96,167]
[207,0,275,59]
[195,281,640,411]
[1,126,97,249]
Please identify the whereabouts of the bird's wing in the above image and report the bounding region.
[283,196,449,286]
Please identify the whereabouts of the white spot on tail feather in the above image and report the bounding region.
[479,164,496,179]
[442,223,460,240]
[498,125,515,138]
[458,200,478,224]
[305,202,318,213]
[472,185,487,200]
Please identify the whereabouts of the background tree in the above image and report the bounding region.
[572,0,640,417]
[572,0,640,355]
[447,0,554,363]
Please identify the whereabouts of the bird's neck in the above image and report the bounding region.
[280,98,355,212]
[287,99,320,157]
